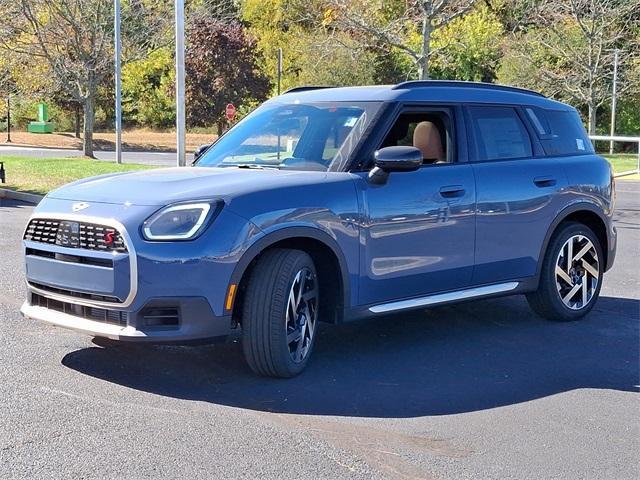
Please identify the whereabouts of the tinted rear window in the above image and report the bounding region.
[525,107,593,155]
[469,106,532,161]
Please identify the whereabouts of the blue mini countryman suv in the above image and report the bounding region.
[21,81,617,377]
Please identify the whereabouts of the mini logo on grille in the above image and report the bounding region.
[72,202,90,212]
[56,221,80,248]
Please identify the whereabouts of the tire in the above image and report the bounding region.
[241,249,319,378]
[527,222,603,321]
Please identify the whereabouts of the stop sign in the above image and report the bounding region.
[225,103,236,121]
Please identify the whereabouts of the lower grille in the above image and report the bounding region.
[141,307,180,327]
[31,293,128,326]
[29,282,121,303]
[26,247,114,267]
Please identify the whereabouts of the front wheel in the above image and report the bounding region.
[527,222,603,321]
[241,249,319,378]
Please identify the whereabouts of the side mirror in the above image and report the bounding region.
[374,146,422,172]
[369,146,422,184]
[193,143,212,161]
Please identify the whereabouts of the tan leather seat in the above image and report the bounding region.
[413,121,445,163]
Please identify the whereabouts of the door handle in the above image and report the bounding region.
[439,185,466,198]
[533,176,557,188]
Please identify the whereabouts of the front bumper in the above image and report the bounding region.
[21,293,232,343]
[21,198,253,343]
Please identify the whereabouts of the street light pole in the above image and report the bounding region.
[175,0,186,167]
[277,48,283,95]
[5,95,11,143]
[609,48,619,155]
[114,0,122,164]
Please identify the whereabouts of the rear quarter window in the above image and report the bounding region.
[525,107,593,156]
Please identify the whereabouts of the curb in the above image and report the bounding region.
[0,188,44,205]
[613,170,640,178]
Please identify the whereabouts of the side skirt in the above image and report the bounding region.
[367,281,520,314]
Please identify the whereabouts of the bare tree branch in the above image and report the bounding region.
[320,0,478,79]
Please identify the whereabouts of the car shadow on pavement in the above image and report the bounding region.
[61,294,639,418]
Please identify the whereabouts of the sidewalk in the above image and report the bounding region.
[2,130,213,152]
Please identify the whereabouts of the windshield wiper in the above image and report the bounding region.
[234,164,279,170]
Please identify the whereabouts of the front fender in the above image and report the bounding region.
[227,225,355,317]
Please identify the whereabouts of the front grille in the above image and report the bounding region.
[24,218,127,253]
[31,293,128,326]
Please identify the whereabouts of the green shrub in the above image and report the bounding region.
[122,48,175,128]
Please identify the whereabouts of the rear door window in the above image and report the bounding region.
[525,107,593,155]
[468,106,532,161]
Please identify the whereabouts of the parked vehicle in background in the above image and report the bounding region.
[21,81,616,377]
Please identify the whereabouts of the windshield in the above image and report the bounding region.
[195,101,382,172]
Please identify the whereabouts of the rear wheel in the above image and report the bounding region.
[527,222,603,321]
[241,249,319,378]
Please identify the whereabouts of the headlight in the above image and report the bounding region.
[142,201,220,241]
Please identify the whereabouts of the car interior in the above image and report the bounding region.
[381,112,451,164]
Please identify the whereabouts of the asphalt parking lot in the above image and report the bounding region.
[1,182,638,480]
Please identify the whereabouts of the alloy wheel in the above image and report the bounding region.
[285,267,318,363]
[555,234,600,310]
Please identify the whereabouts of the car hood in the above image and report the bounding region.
[46,167,331,206]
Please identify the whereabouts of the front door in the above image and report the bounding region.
[356,106,476,306]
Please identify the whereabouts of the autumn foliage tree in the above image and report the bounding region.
[498,0,640,134]
[0,0,171,157]
[185,18,271,133]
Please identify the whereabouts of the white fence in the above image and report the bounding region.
[589,135,640,177]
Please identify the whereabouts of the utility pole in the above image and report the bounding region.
[114,0,122,164]
[277,48,283,95]
[175,0,186,167]
[609,49,619,155]
[5,95,11,143]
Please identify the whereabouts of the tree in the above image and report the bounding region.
[321,0,477,79]
[122,48,175,128]
[0,0,170,156]
[498,0,640,134]
[243,0,378,89]
[241,0,315,92]
[185,18,271,133]
[429,5,504,81]
[0,67,19,140]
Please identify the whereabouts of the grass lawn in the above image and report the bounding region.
[602,153,639,175]
[0,155,155,196]
[602,153,640,180]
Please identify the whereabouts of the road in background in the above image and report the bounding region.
[0,145,185,166]
[0,183,638,479]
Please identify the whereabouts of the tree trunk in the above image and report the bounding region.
[587,100,596,135]
[74,104,81,139]
[418,15,432,80]
[83,95,95,158]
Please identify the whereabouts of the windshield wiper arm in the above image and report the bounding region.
[235,164,279,170]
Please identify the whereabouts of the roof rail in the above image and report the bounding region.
[282,86,335,94]
[392,80,545,98]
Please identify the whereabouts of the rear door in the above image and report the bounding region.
[466,105,568,284]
